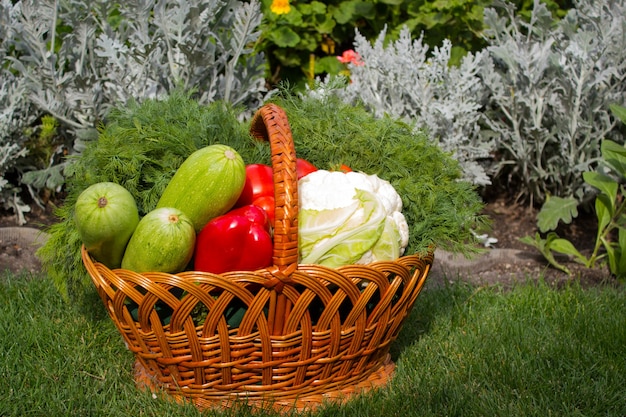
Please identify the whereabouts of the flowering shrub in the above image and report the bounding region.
[258,0,571,88]
[337,50,363,66]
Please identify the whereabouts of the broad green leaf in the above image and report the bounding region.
[549,238,587,264]
[583,171,617,207]
[595,194,613,233]
[298,1,326,15]
[601,236,617,274]
[609,103,626,124]
[314,56,344,75]
[518,233,542,250]
[315,16,336,34]
[618,225,626,248]
[269,26,301,48]
[352,1,375,18]
[616,227,626,277]
[520,233,571,274]
[298,32,320,52]
[540,232,572,274]
[332,0,374,24]
[601,140,626,179]
[282,8,304,25]
[536,196,578,233]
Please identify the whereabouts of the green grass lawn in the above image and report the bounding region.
[1,270,624,417]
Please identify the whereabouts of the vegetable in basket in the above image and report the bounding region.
[235,163,275,224]
[235,159,318,225]
[74,182,139,269]
[296,158,318,178]
[121,207,196,273]
[156,144,246,233]
[298,170,409,268]
[194,205,273,274]
[39,90,486,303]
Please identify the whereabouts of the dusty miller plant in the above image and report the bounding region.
[1,0,268,223]
[480,0,626,205]
[330,26,493,186]
[0,0,37,223]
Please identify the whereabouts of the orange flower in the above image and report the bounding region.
[337,50,363,66]
[270,0,291,15]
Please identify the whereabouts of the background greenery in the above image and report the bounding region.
[2,0,626,279]
[259,0,575,88]
[1,0,585,221]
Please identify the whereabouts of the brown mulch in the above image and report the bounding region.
[459,194,615,289]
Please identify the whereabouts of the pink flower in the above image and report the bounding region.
[337,50,363,66]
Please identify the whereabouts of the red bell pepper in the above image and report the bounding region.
[235,163,276,225]
[296,158,318,179]
[235,159,318,226]
[235,164,274,207]
[249,195,275,226]
[194,205,273,274]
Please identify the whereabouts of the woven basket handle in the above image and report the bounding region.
[250,104,299,271]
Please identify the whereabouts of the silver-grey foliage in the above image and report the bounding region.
[333,26,493,186]
[325,0,625,205]
[481,0,626,204]
[1,0,268,223]
[1,0,36,223]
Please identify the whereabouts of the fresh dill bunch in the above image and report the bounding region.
[269,89,489,256]
[38,90,270,301]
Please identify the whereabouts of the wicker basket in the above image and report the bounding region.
[82,103,434,412]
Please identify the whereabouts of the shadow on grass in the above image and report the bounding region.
[389,279,477,361]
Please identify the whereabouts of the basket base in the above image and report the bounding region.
[134,356,396,413]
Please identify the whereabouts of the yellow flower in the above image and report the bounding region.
[270,0,290,15]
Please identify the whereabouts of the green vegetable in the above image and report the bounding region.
[300,189,385,267]
[156,144,246,232]
[74,182,139,269]
[121,207,195,273]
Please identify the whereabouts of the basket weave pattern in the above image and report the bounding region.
[82,104,434,411]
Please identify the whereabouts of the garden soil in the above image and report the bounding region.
[0,194,618,288]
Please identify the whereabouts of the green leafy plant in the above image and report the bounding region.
[258,0,486,88]
[521,104,626,279]
[259,0,572,88]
